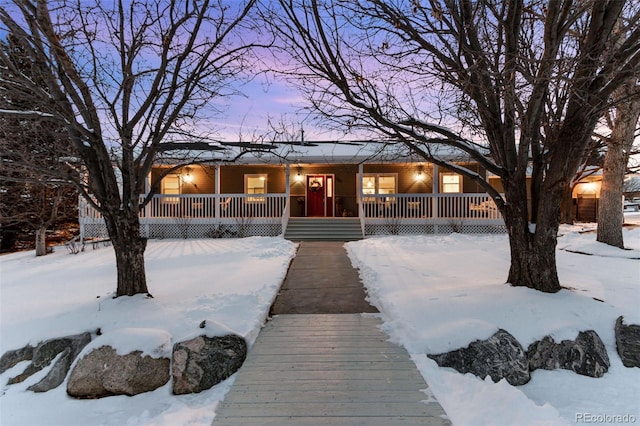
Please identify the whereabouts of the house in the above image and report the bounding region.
[573,173,601,222]
[78,141,509,241]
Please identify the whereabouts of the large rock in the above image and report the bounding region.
[172,334,247,395]
[615,316,640,368]
[0,345,34,374]
[28,333,92,392]
[527,330,609,377]
[67,346,170,398]
[4,332,91,391]
[527,336,558,371]
[427,329,530,386]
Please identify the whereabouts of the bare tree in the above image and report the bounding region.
[597,77,640,248]
[266,0,640,292]
[0,0,264,296]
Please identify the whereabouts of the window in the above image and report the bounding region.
[441,173,461,193]
[361,174,397,201]
[378,176,395,195]
[161,174,181,203]
[362,176,377,197]
[245,174,267,201]
[162,174,181,194]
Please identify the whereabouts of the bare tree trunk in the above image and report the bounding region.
[597,81,640,248]
[104,213,149,297]
[597,145,626,248]
[502,178,562,293]
[559,182,574,225]
[35,226,47,256]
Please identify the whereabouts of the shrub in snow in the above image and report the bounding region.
[427,329,531,386]
[172,334,247,395]
[615,316,640,368]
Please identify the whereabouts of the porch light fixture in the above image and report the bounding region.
[295,166,303,182]
[582,182,597,193]
[415,165,425,182]
[183,167,193,184]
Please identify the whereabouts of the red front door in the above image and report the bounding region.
[305,174,335,217]
[307,175,325,216]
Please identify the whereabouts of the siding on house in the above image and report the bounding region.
[150,162,487,197]
[363,163,433,194]
[457,163,485,193]
[220,165,286,194]
[151,165,216,195]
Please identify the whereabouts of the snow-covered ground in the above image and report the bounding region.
[347,225,640,426]
[1,216,639,426]
[1,237,297,426]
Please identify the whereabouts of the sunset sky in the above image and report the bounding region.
[210,72,354,144]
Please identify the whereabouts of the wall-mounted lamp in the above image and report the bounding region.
[581,181,598,194]
[415,165,425,182]
[182,167,194,184]
[294,166,303,182]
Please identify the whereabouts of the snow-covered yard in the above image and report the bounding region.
[1,237,297,426]
[347,225,640,426]
[1,217,639,425]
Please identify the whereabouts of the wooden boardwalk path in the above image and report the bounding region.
[213,314,451,425]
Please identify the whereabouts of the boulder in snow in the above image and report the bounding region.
[4,332,91,391]
[0,345,34,374]
[526,335,559,371]
[615,316,640,368]
[427,329,530,386]
[67,345,170,398]
[172,334,247,395]
[28,332,92,392]
[527,330,609,377]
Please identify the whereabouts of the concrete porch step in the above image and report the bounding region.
[284,218,363,241]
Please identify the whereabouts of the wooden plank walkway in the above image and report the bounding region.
[213,314,451,426]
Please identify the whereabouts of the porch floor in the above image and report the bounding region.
[213,242,450,426]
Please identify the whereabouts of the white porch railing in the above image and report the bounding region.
[79,192,504,239]
[140,194,287,219]
[361,193,502,220]
[80,193,502,221]
[80,194,288,221]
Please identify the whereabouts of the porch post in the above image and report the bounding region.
[214,164,221,221]
[432,164,439,219]
[78,195,85,244]
[285,164,291,199]
[358,163,365,236]
[282,164,291,233]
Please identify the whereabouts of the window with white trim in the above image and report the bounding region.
[362,174,397,201]
[441,173,461,193]
[162,174,181,194]
[245,174,267,201]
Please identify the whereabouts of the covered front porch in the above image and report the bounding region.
[79,162,505,240]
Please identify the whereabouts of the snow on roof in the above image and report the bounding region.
[154,140,476,165]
